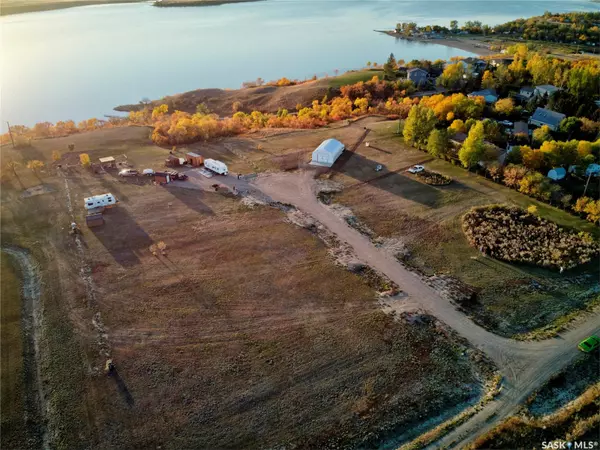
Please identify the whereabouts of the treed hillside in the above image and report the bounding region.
[494,12,600,44]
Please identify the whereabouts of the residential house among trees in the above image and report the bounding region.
[406,68,429,86]
[518,87,535,101]
[534,84,560,98]
[528,107,566,131]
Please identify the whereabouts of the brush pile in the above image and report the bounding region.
[462,205,598,270]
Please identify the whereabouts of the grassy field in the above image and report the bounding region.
[0,126,489,448]
[327,69,385,88]
[331,120,599,337]
[0,253,27,449]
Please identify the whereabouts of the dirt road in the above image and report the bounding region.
[252,171,600,448]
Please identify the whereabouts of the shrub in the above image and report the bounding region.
[416,170,452,186]
[462,205,599,270]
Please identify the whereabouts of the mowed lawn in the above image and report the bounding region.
[0,253,26,449]
[66,171,485,449]
[332,121,599,337]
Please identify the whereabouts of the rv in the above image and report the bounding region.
[84,193,117,211]
[204,159,229,176]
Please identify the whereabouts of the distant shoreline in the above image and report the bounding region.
[0,0,261,16]
[377,30,496,57]
[154,0,261,7]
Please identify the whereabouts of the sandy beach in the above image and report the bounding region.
[378,30,496,56]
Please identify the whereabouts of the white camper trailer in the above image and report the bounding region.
[204,159,229,175]
[84,193,117,211]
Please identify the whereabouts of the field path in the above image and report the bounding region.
[252,171,600,449]
[1,246,50,450]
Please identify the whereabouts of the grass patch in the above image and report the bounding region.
[328,69,385,88]
[332,144,599,337]
[468,383,600,449]
[0,253,27,449]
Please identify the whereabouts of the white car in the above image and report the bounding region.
[142,169,155,176]
[408,165,425,174]
[118,169,139,177]
[498,120,513,127]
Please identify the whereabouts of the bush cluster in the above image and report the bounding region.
[462,205,598,270]
[416,170,452,186]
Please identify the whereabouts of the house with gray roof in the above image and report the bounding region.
[406,68,429,87]
[534,85,560,98]
[528,107,566,131]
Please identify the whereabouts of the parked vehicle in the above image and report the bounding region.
[578,335,600,353]
[408,165,425,174]
[84,193,117,210]
[498,120,513,127]
[142,169,155,176]
[204,159,229,176]
[119,169,139,177]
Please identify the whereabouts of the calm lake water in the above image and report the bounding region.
[1,0,598,129]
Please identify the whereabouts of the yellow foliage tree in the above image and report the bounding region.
[52,150,61,161]
[79,153,91,168]
[494,98,515,116]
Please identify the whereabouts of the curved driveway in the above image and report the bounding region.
[252,171,600,449]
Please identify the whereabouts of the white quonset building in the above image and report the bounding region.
[310,139,345,168]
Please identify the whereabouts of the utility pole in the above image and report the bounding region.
[6,122,15,148]
[582,171,593,197]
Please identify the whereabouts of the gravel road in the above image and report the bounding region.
[253,170,600,449]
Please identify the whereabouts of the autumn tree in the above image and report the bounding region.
[151,104,169,120]
[26,160,45,178]
[502,164,529,188]
[232,101,242,113]
[52,150,61,162]
[196,103,210,115]
[532,125,552,147]
[403,105,438,149]
[448,119,466,134]
[481,70,495,89]
[494,98,515,116]
[5,160,20,178]
[437,62,466,89]
[519,172,552,200]
[520,146,546,170]
[79,153,91,168]
[459,121,485,168]
[426,128,449,158]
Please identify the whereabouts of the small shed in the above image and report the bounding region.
[547,167,566,181]
[86,213,104,228]
[310,139,345,167]
[186,152,204,167]
[165,155,181,167]
[99,156,116,168]
[154,171,171,184]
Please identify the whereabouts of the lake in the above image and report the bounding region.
[1,0,598,129]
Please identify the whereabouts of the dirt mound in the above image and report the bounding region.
[115,80,334,117]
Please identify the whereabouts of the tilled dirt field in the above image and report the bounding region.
[76,178,488,449]
[1,147,491,450]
